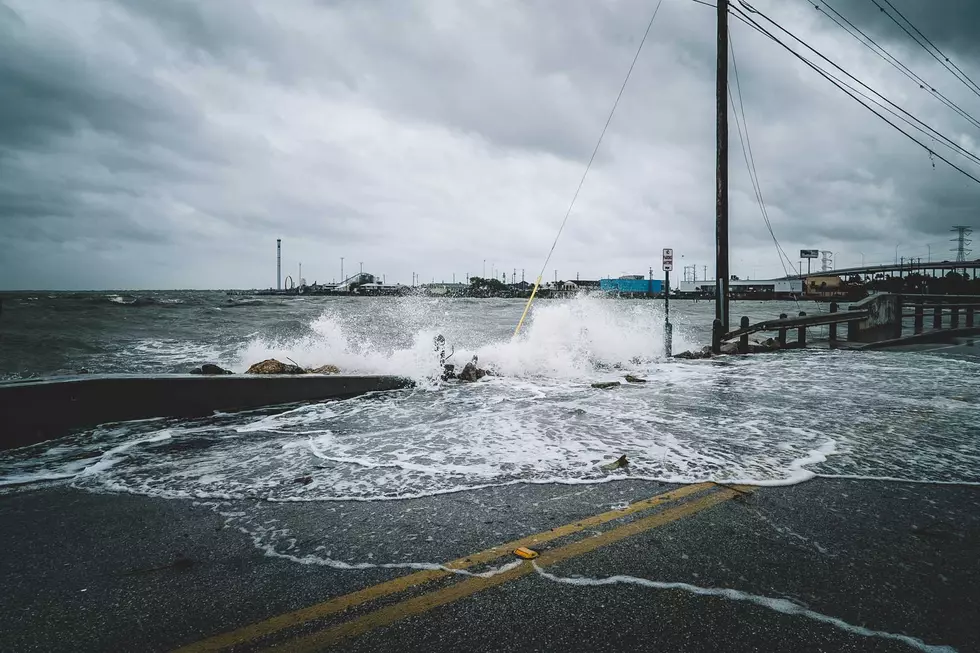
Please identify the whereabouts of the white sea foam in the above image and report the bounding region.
[532,565,958,653]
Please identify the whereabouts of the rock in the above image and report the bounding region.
[744,338,781,353]
[293,475,313,485]
[624,374,647,383]
[308,364,340,375]
[441,364,457,381]
[591,381,621,389]
[458,361,487,382]
[673,348,711,360]
[719,342,739,355]
[190,363,233,375]
[245,359,306,375]
[600,455,629,470]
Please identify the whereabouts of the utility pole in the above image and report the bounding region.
[663,249,674,356]
[359,261,363,277]
[715,0,730,329]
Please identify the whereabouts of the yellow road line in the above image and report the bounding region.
[173,483,713,653]
[279,486,752,652]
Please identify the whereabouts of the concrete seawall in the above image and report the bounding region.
[0,374,413,450]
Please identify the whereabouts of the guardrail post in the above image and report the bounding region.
[778,313,787,348]
[797,311,807,348]
[829,302,838,343]
[712,319,722,354]
[933,306,942,330]
[913,300,924,334]
[739,316,749,353]
[968,306,975,328]
[951,306,960,329]
[894,294,904,339]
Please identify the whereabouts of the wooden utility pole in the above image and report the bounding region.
[715,0,730,329]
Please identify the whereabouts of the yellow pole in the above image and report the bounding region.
[513,276,543,338]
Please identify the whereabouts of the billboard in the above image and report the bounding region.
[800,249,819,259]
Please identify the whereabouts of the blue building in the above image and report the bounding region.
[600,277,663,296]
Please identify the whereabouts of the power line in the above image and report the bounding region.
[802,0,980,131]
[872,0,980,99]
[738,1,980,168]
[534,0,664,278]
[513,0,666,336]
[729,1,980,187]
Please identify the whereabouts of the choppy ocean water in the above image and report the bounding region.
[1,292,977,500]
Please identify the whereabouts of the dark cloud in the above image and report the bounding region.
[828,0,980,58]
[0,0,978,289]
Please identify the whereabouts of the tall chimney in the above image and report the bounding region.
[276,239,281,290]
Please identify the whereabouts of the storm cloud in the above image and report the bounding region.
[0,0,978,289]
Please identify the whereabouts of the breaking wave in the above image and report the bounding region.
[232,295,693,382]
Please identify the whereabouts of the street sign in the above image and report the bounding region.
[800,249,819,259]
[662,248,674,271]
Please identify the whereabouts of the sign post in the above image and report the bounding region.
[800,249,818,276]
[663,248,674,357]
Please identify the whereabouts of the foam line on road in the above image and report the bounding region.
[266,486,750,652]
[817,473,980,486]
[173,482,715,652]
[531,565,957,653]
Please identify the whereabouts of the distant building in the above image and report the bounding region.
[424,283,466,296]
[544,281,578,292]
[600,277,662,296]
[803,275,844,297]
[678,279,802,298]
[575,279,601,290]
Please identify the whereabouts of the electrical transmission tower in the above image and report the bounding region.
[820,250,833,272]
[951,226,973,262]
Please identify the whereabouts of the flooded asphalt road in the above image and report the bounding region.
[1,477,977,653]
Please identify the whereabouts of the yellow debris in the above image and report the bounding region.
[513,547,539,560]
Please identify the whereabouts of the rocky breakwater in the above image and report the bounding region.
[245,359,342,375]
[187,360,343,375]
[674,337,784,360]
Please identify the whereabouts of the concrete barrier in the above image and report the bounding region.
[0,374,413,450]
[847,294,902,343]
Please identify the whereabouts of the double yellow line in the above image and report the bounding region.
[175,482,750,652]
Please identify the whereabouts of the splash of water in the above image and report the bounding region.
[233,295,689,381]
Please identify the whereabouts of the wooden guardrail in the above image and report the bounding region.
[712,293,980,354]
[714,302,864,353]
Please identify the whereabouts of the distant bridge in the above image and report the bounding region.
[786,259,980,280]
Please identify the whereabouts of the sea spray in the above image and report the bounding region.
[233,295,689,381]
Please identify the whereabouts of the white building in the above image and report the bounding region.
[678,279,802,296]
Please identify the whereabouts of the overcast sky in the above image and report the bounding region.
[1,0,979,290]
